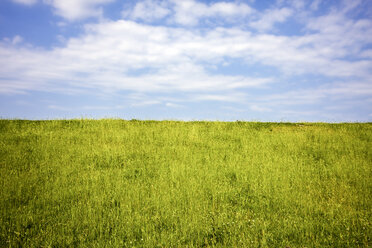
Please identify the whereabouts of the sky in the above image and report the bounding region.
[0,0,371,122]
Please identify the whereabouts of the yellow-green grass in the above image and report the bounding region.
[0,119,371,247]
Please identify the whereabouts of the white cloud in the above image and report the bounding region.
[359,49,372,59]
[11,0,38,5]
[48,104,125,111]
[1,1,371,114]
[165,102,183,108]
[255,81,372,107]
[304,12,372,66]
[250,7,293,31]
[123,0,171,22]
[192,93,247,102]
[123,0,254,26]
[276,0,305,10]
[0,20,273,96]
[43,0,114,21]
[310,0,322,11]
[12,0,115,20]
[171,0,254,26]
[0,16,371,97]
[2,0,371,122]
[130,100,161,107]
[12,35,23,45]
[341,0,362,14]
[250,105,271,112]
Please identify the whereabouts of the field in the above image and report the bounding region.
[0,119,371,247]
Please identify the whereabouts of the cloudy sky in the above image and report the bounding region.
[0,0,371,121]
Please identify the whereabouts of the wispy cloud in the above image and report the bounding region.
[48,104,125,111]
[250,7,293,31]
[11,0,114,20]
[165,102,183,108]
[310,0,322,11]
[2,35,24,46]
[123,0,254,26]
[45,0,114,21]
[169,0,254,26]
[191,93,246,102]
[11,0,37,5]
[253,81,372,108]
[250,105,272,112]
[122,0,171,22]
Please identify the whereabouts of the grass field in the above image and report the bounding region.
[0,119,371,247]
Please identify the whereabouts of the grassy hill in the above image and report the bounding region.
[0,119,371,247]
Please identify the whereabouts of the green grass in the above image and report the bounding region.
[0,119,371,247]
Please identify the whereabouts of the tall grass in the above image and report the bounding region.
[0,119,371,247]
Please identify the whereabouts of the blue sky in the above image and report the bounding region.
[0,0,371,121]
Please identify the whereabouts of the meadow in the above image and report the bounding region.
[0,119,371,247]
